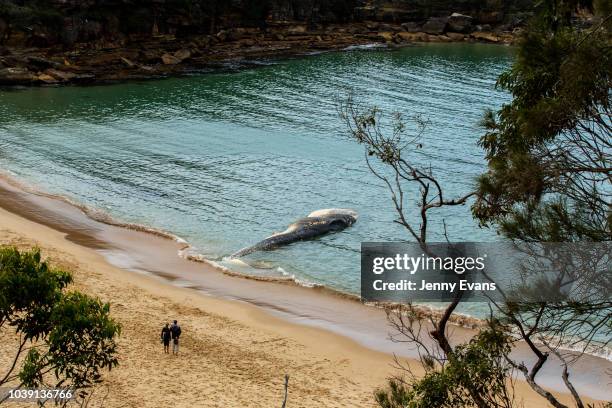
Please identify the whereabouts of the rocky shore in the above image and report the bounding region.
[1,0,536,88]
[0,20,516,87]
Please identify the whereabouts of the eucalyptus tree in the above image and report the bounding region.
[341,0,611,406]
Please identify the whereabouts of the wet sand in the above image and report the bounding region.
[0,177,609,406]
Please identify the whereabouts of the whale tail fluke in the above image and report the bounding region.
[230,242,265,258]
[229,246,256,259]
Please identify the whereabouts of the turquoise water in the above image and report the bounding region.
[0,43,514,294]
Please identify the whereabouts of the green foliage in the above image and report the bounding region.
[0,1,63,30]
[356,2,609,408]
[0,246,120,397]
[470,2,611,405]
[498,197,609,241]
[0,246,72,340]
[594,0,612,27]
[20,292,121,392]
[19,348,44,386]
[375,324,514,408]
[473,0,611,241]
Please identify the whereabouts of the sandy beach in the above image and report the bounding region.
[0,179,608,407]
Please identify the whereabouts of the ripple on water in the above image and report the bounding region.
[0,43,514,298]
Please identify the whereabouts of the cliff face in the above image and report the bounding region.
[0,0,531,48]
[0,0,531,86]
[359,0,534,24]
[0,0,357,47]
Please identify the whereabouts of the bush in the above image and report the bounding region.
[0,247,120,402]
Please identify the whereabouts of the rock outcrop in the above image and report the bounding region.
[448,13,474,33]
[0,0,537,86]
[422,17,448,35]
[0,0,534,49]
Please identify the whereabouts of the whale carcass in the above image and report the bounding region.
[230,209,358,258]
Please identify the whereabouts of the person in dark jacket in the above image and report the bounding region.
[170,320,181,355]
[161,323,171,354]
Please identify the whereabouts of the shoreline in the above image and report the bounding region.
[0,170,487,330]
[0,199,397,407]
[3,170,611,363]
[0,173,610,405]
[0,23,514,87]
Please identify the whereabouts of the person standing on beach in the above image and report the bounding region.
[160,323,171,354]
[170,320,181,355]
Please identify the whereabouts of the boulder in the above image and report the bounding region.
[235,27,260,36]
[287,24,307,34]
[377,31,394,42]
[423,34,451,42]
[0,55,23,67]
[378,23,399,33]
[400,22,421,33]
[471,32,500,43]
[26,56,60,70]
[139,49,161,63]
[494,24,512,33]
[216,29,229,42]
[475,24,492,32]
[60,72,94,83]
[45,68,76,81]
[161,53,181,65]
[194,36,212,49]
[239,38,256,47]
[120,57,135,68]
[447,13,473,33]
[395,32,428,42]
[0,67,35,85]
[37,73,58,84]
[446,32,466,41]
[173,48,191,61]
[346,25,361,35]
[422,17,448,35]
[394,32,409,42]
[89,53,123,66]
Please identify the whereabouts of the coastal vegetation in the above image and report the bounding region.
[341,0,611,406]
[0,246,120,406]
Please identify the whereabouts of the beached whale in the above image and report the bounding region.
[230,209,358,258]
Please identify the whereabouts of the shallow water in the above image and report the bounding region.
[0,43,514,295]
